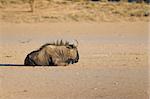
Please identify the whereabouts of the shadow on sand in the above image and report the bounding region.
[0,64,56,67]
[0,64,26,66]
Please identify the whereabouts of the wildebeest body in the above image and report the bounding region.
[24,41,79,66]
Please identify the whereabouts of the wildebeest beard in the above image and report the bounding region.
[24,40,79,66]
[67,51,79,64]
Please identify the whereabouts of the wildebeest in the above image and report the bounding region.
[24,40,79,66]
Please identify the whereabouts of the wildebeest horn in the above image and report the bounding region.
[74,40,79,47]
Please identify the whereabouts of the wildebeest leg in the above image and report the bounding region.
[47,57,54,66]
[53,59,68,66]
[56,62,68,66]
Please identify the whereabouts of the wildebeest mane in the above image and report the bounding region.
[39,40,74,50]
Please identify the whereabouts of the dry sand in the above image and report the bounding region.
[0,22,149,99]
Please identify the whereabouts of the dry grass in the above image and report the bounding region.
[0,0,149,23]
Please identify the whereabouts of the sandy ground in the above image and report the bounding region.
[0,22,149,99]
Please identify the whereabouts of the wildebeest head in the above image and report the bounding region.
[66,40,79,64]
[66,41,79,64]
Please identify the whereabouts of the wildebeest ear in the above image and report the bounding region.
[74,40,78,47]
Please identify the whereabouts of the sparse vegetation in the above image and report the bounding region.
[0,0,149,23]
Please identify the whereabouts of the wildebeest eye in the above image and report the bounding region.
[66,45,74,49]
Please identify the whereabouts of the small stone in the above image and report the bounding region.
[114,82,119,85]
[23,90,28,92]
